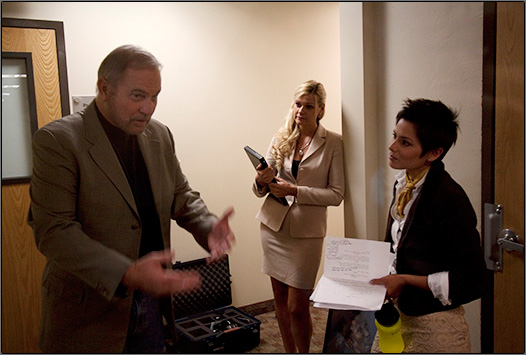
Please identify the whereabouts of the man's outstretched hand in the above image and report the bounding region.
[121,249,201,297]
[207,207,236,263]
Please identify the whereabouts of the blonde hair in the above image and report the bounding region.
[271,80,326,170]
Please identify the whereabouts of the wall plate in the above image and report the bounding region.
[72,95,95,113]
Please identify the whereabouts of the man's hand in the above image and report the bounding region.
[207,207,236,263]
[121,249,201,297]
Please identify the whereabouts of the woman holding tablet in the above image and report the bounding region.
[252,80,345,353]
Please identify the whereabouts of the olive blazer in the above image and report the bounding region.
[253,124,345,238]
[28,101,217,353]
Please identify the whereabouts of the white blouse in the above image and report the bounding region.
[390,170,451,306]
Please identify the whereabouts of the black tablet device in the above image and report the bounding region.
[244,146,268,169]
[244,146,288,206]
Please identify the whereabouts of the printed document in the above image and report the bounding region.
[310,236,392,311]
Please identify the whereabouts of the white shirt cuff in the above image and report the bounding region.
[428,271,452,306]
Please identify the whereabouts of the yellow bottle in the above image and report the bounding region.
[375,301,405,353]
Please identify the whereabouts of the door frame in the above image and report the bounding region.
[480,3,496,352]
[2,17,70,117]
[1,17,70,353]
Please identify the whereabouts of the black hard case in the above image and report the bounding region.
[168,256,261,353]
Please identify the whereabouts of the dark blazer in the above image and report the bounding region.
[385,161,486,316]
[253,124,345,238]
[28,101,217,353]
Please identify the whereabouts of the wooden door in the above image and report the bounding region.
[493,2,524,353]
[481,2,524,353]
[1,18,69,353]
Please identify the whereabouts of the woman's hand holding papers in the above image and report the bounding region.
[370,274,430,300]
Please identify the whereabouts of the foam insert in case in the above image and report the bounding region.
[169,256,260,353]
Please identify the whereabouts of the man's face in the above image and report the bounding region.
[99,67,161,135]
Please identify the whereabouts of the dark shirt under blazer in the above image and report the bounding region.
[28,101,217,353]
[385,161,487,316]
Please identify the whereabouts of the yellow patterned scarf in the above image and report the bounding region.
[396,167,430,218]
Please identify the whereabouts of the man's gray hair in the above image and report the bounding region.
[97,45,162,89]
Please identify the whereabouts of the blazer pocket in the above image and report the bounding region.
[256,195,290,232]
[43,269,87,305]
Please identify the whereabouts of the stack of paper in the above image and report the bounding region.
[310,236,392,311]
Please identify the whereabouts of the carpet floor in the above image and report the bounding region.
[246,303,329,353]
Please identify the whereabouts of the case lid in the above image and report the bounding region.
[172,256,232,319]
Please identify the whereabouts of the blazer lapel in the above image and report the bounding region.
[397,162,443,249]
[300,124,327,162]
[282,124,327,181]
[83,102,138,216]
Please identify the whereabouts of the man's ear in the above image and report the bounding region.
[426,147,444,162]
[97,78,110,100]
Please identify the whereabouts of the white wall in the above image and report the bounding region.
[374,2,483,227]
[339,3,380,241]
[375,5,483,351]
[1,2,344,307]
[340,2,483,352]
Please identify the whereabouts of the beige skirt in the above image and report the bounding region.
[260,216,324,290]
[371,306,471,353]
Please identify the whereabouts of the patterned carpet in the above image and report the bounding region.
[244,303,329,353]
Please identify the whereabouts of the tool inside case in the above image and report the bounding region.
[169,256,261,353]
[175,306,256,341]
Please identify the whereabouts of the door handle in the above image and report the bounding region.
[498,229,524,252]
[484,203,525,271]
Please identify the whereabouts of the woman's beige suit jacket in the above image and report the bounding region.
[253,124,345,238]
[28,101,217,353]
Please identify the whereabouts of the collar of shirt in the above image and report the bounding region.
[389,169,429,273]
[95,103,136,153]
[391,169,428,220]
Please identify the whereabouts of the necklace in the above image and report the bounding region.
[298,139,312,157]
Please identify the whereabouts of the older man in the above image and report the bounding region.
[28,45,235,353]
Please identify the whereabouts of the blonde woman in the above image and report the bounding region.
[252,80,345,353]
